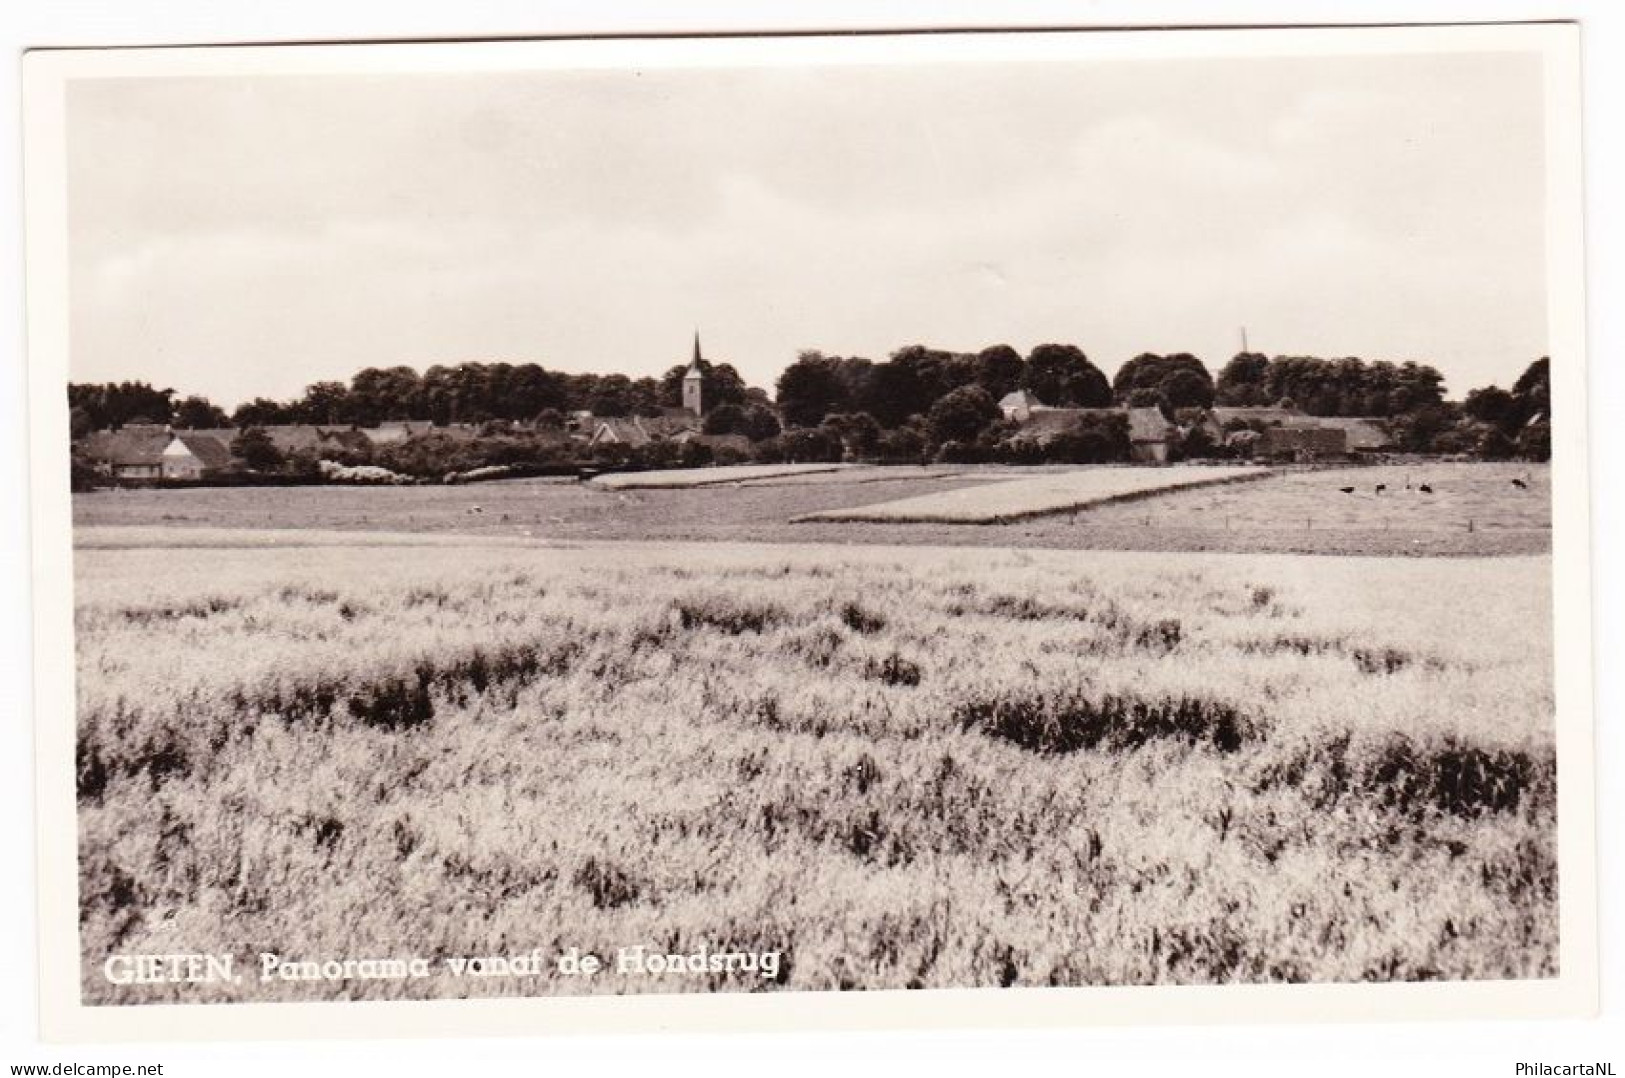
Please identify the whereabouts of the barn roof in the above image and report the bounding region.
[1261,426,1347,454]
[590,415,698,447]
[80,427,171,467]
[1210,406,1307,426]
[1010,407,1120,444]
[172,432,233,470]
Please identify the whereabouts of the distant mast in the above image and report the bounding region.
[1240,326,1250,353]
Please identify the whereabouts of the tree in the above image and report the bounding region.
[779,426,845,463]
[587,375,635,418]
[874,425,926,464]
[1510,357,1550,427]
[1215,352,1270,406]
[1475,426,1516,461]
[975,344,1025,400]
[69,406,95,440]
[1389,404,1457,454]
[1517,421,1551,462]
[349,365,423,424]
[1161,367,1215,409]
[702,403,746,435]
[738,405,782,442]
[171,395,230,429]
[232,398,291,428]
[1049,412,1130,464]
[230,427,283,472]
[863,357,929,427]
[296,381,352,425]
[507,365,570,420]
[775,351,852,428]
[926,385,999,446]
[67,381,176,430]
[1463,386,1517,429]
[1024,344,1111,407]
[821,412,882,460]
[1114,352,1214,408]
[1126,387,1168,411]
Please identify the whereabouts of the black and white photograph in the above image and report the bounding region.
[20,21,1596,1039]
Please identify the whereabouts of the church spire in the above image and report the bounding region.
[682,330,704,415]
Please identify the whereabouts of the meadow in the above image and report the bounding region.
[796,465,1267,523]
[73,462,1551,557]
[74,532,1556,1004]
[589,462,853,490]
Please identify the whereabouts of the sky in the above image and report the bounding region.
[64,46,1548,407]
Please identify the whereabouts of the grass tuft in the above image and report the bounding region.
[955,689,1259,755]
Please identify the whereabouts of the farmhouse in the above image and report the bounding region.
[186,425,382,455]
[1127,406,1178,464]
[160,432,233,479]
[588,414,699,448]
[1197,407,1393,458]
[1312,417,1393,454]
[79,424,172,481]
[1008,407,1114,445]
[1005,405,1174,461]
[1259,425,1348,461]
[80,425,234,481]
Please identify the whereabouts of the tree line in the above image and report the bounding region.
[68,358,764,435]
[771,344,1460,429]
[69,345,1552,478]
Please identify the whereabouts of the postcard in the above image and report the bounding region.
[22,22,1595,1040]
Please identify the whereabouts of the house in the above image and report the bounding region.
[588,414,699,448]
[1127,406,1178,464]
[160,432,233,479]
[190,424,383,455]
[1007,407,1120,446]
[79,424,173,482]
[997,389,1047,422]
[1259,426,1347,461]
[79,425,234,482]
[1197,406,1391,457]
[1312,417,1392,454]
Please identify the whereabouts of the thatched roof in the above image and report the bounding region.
[80,426,171,468]
[1010,407,1120,444]
[171,433,233,470]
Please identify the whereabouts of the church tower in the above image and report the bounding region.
[682,331,704,416]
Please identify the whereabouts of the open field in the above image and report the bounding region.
[73,463,1551,557]
[75,532,1554,1003]
[795,465,1267,524]
[589,462,853,490]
